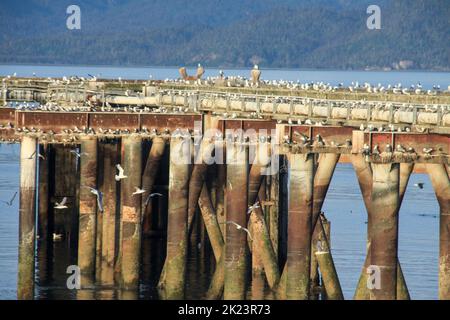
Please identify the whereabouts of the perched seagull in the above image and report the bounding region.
[144,192,163,207]
[70,150,88,158]
[221,221,253,240]
[115,164,128,181]
[132,187,146,196]
[414,182,425,189]
[84,186,104,212]
[1,192,17,206]
[54,197,68,210]
[247,201,260,215]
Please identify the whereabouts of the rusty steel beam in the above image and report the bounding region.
[142,136,166,235]
[100,141,119,285]
[286,153,314,300]
[370,163,400,300]
[17,136,37,300]
[161,136,191,299]
[426,164,450,300]
[119,135,142,289]
[77,136,98,284]
[224,142,249,300]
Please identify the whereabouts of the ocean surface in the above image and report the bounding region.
[0,65,446,300]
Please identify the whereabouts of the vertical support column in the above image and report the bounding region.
[286,153,314,300]
[100,142,118,285]
[224,142,248,300]
[426,164,450,300]
[269,159,280,258]
[17,136,37,300]
[370,163,400,300]
[119,135,143,289]
[38,144,50,240]
[142,136,166,235]
[162,135,191,299]
[77,136,98,284]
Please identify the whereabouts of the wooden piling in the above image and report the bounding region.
[119,135,143,289]
[286,153,314,300]
[77,136,98,283]
[100,142,119,285]
[161,135,191,299]
[426,163,450,300]
[369,163,400,300]
[17,136,37,300]
[142,137,166,235]
[38,144,50,241]
[224,142,248,300]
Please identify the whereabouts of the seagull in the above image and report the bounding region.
[247,201,260,214]
[423,148,434,155]
[70,150,88,158]
[414,182,425,189]
[144,192,163,207]
[83,186,104,212]
[25,151,45,160]
[1,192,17,206]
[221,221,253,240]
[115,164,128,181]
[132,187,145,196]
[54,197,68,210]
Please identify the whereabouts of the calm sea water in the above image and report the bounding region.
[0,66,445,300]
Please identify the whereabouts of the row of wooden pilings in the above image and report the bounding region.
[17,129,450,300]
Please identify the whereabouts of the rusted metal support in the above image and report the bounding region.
[17,136,37,300]
[369,163,400,300]
[142,136,166,235]
[160,135,191,299]
[269,160,280,257]
[100,142,119,285]
[77,136,98,284]
[38,144,50,241]
[224,142,249,300]
[286,153,314,300]
[119,135,143,289]
[206,252,225,299]
[426,163,450,300]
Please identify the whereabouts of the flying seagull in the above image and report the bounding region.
[247,201,260,214]
[132,187,146,196]
[414,182,425,189]
[221,221,253,240]
[70,150,89,158]
[54,197,68,210]
[1,192,17,206]
[83,186,104,212]
[25,150,45,160]
[115,164,128,181]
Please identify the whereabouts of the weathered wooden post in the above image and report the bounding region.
[100,142,119,285]
[119,135,143,289]
[369,163,400,300]
[426,163,450,300]
[160,134,191,299]
[77,136,98,285]
[286,152,314,300]
[224,141,249,300]
[17,136,37,300]
[38,144,51,241]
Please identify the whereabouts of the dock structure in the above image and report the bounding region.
[1,76,449,300]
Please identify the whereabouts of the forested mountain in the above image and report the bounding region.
[0,0,448,70]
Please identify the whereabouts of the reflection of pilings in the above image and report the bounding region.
[38,144,50,240]
[224,142,248,300]
[17,136,37,300]
[142,137,166,235]
[161,136,191,299]
[370,163,399,300]
[426,163,450,300]
[77,137,98,283]
[286,153,314,300]
[100,142,119,285]
[119,135,143,289]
